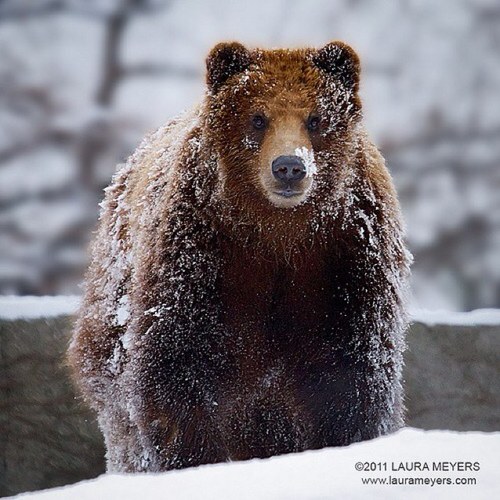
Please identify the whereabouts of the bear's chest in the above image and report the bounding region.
[218,242,336,349]
[215,241,362,454]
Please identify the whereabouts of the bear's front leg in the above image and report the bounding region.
[319,242,408,444]
[121,316,231,472]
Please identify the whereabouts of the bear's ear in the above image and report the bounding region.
[312,41,360,92]
[206,42,252,93]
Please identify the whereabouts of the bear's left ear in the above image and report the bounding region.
[312,41,360,92]
[206,42,252,93]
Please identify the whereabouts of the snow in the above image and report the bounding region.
[294,146,317,177]
[0,295,79,320]
[0,294,498,330]
[411,308,500,327]
[115,294,130,326]
[15,428,500,500]
[1,296,500,328]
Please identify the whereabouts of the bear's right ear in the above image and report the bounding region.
[312,41,361,92]
[206,42,252,94]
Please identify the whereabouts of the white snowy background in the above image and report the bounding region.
[0,0,499,312]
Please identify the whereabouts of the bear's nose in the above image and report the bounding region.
[272,155,306,182]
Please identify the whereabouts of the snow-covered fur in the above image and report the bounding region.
[68,42,412,472]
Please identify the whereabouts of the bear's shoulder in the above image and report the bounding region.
[128,105,203,193]
[100,104,203,231]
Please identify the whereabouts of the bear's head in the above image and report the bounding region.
[205,41,362,213]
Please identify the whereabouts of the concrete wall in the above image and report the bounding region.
[0,316,105,497]
[404,319,500,432]
[1,313,498,497]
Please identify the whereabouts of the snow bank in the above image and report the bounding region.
[411,308,500,326]
[1,295,500,327]
[0,295,80,320]
[15,428,499,500]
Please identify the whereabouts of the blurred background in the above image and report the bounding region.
[0,0,498,311]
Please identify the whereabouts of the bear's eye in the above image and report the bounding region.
[307,115,320,132]
[252,114,267,130]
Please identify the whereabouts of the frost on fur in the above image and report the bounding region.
[294,146,317,177]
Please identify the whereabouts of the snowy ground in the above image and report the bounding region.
[13,428,500,500]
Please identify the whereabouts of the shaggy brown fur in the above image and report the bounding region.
[68,41,411,472]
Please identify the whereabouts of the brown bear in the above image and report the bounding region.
[68,41,411,472]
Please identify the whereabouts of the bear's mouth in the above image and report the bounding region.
[273,188,303,198]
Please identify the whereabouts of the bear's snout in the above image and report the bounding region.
[269,154,310,204]
[272,155,306,183]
